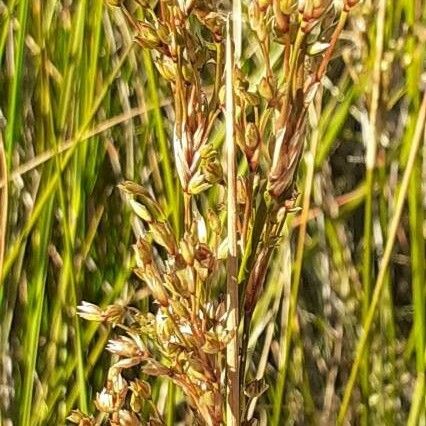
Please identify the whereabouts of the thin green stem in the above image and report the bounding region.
[337,91,426,425]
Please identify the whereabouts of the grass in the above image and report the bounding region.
[1,0,426,425]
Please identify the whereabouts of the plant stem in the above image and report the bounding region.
[5,0,29,164]
[0,133,6,284]
[360,0,386,421]
[337,91,426,425]
[225,17,240,426]
[271,98,321,426]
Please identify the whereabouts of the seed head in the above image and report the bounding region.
[134,238,153,267]
[103,304,126,326]
[155,56,177,82]
[135,266,169,307]
[299,0,332,33]
[106,334,147,358]
[130,378,152,400]
[244,122,261,171]
[67,410,94,425]
[135,22,161,49]
[268,126,305,199]
[95,387,123,413]
[249,1,268,41]
[117,410,140,426]
[77,302,103,322]
[149,221,177,255]
[188,171,212,194]
[202,158,223,184]
[180,234,195,265]
[258,76,274,102]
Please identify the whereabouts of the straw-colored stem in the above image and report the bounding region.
[225,17,240,426]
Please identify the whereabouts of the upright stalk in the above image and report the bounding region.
[225,17,240,426]
[337,91,426,425]
[360,0,386,421]
[404,1,426,417]
[0,134,6,283]
[272,98,321,426]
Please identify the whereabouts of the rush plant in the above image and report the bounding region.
[70,1,359,424]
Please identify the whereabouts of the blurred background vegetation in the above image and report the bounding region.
[0,0,425,424]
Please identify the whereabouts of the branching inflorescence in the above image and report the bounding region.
[70,0,358,424]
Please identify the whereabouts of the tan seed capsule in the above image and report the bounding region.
[67,410,94,425]
[188,172,211,195]
[133,379,152,399]
[258,76,274,101]
[202,158,223,184]
[300,0,331,33]
[195,243,215,270]
[135,266,169,307]
[149,222,177,255]
[245,122,260,152]
[129,199,152,222]
[118,410,140,426]
[155,57,177,82]
[94,388,116,413]
[156,22,170,44]
[248,1,261,32]
[135,22,161,49]
[103,304,125,325]
[180,236,195,265]
[237,179,247,205]
[182,63,194,82]
[134,238,152,266]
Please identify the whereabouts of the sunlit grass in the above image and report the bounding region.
[0,0,425,424]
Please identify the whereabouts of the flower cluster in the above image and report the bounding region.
[72,0,358,424]
[72,182,229,425]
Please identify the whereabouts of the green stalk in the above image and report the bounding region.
[20,184,55,426]
[0,134,7,284]
[407,372,425,426]
[271,98,321,426]
[0,43,133,283]
[4,0,29,164]
[337,91,426,425]
[138,8,180,236]
[405,0,426,416]
[360,1,386,421]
